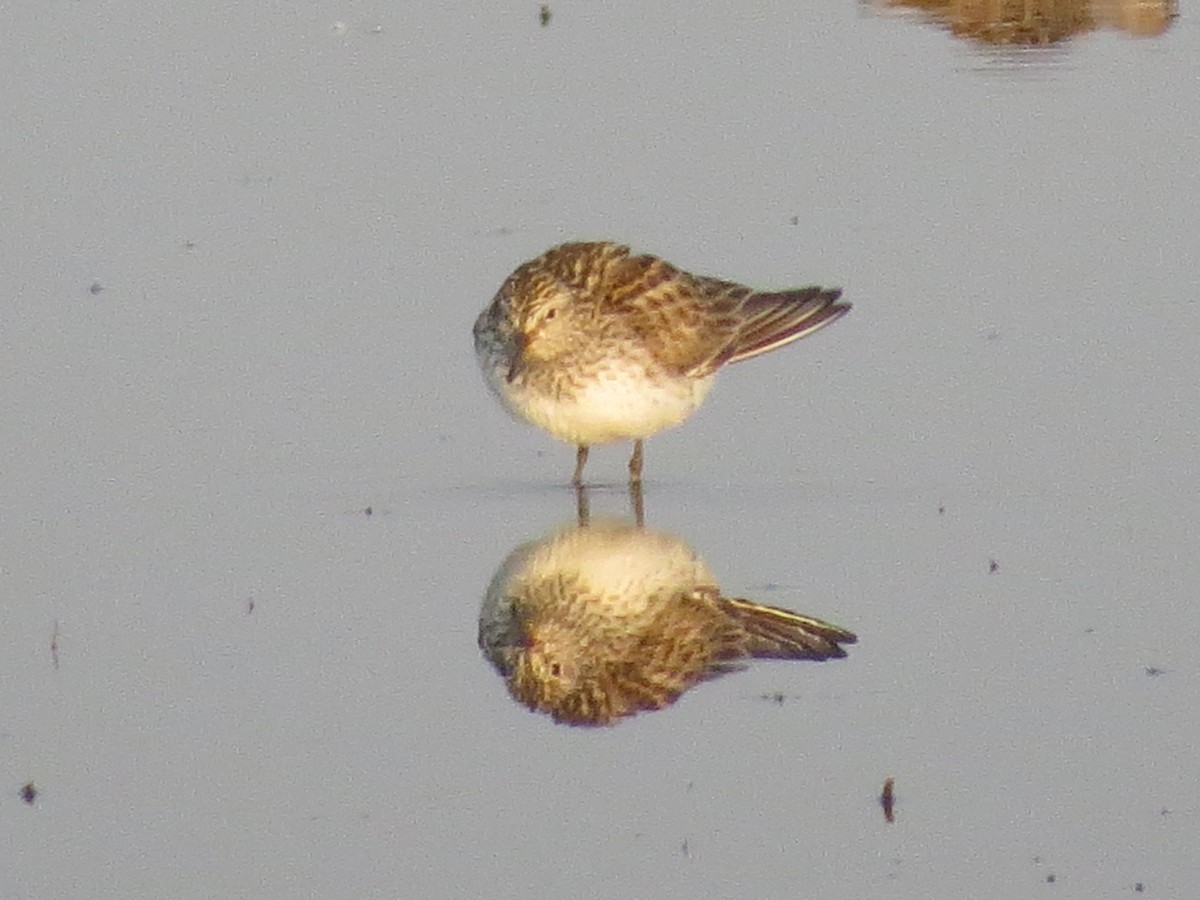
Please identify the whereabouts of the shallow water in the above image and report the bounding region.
[3,2,1197,897]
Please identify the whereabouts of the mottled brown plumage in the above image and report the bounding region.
[473,242,850,484]
[478,520,856,727]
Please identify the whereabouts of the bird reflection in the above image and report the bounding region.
[867,0,1177,45]
[576,479,644,527]
[478,519,856,727]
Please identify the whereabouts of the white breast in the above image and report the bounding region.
[486,361,715,446]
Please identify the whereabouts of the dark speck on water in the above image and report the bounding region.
[539,4,550,26]
[20,782,37,804]
[89,281,104,295]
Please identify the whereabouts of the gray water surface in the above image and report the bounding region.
[3,2,1197,897]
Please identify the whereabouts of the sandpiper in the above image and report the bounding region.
[473,241,849,484]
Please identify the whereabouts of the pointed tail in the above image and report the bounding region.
[725,597,856,660]
[727,287,849,364]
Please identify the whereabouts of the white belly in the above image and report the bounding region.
[488,363,715,446]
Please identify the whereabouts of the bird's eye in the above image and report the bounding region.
[549,662,562,676]
[543,307,557,322]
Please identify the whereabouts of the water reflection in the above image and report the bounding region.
[478,510,855,727]
[866,0,1178,45]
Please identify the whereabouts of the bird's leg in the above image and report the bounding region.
[575,483,591,527]
[628,439,644,484]
[628,478,645,528]
[572,445,590,487]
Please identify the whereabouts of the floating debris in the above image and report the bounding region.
[89,281,104,295]
[20,782,37,805]
[880,777,895,823]
[51,620,60,669]
[539,4,551,27]
[988,558,999,574]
